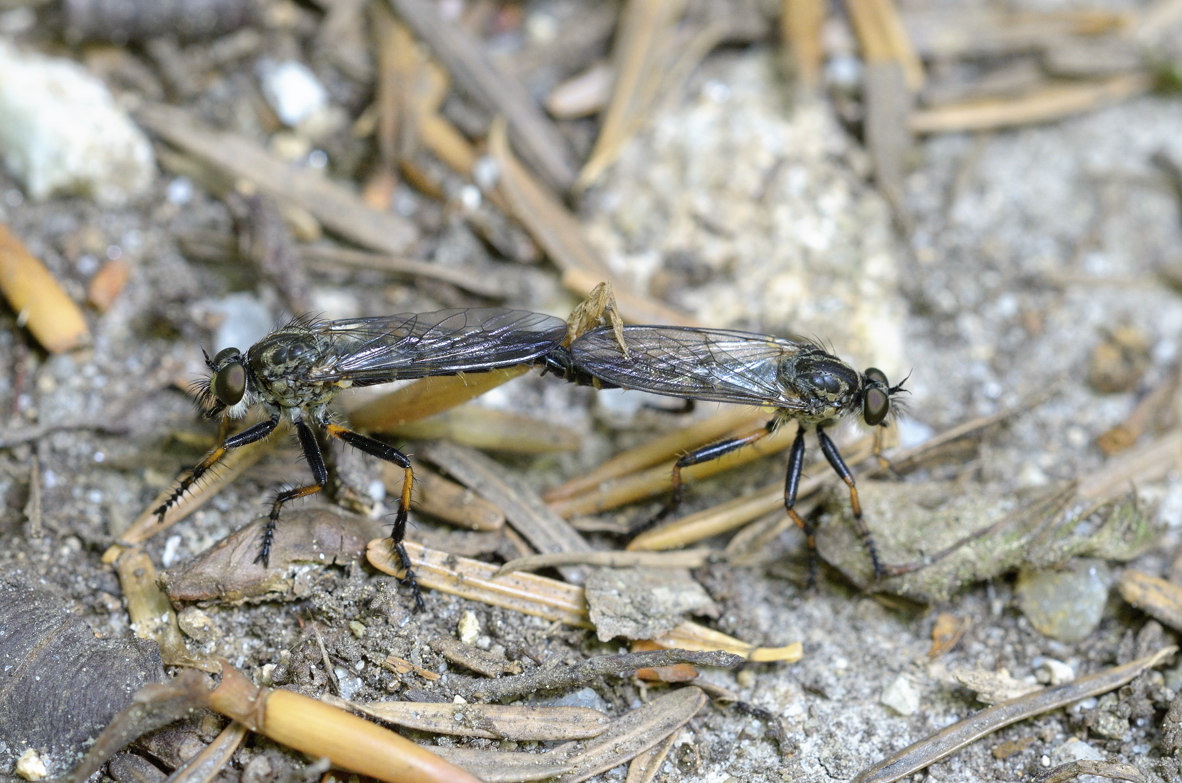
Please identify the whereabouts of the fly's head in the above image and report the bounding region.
[193,347,256,420]
[858,367,908,427]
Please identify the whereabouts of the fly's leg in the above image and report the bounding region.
[154,416,280,522]
[871,424,905,479]
[324,423,424,612]
[631,420,777,536]
[780,427,820,587]
[816,426,884,580]
[258,419,327,568]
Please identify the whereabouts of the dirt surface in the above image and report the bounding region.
[2,2,1182,782]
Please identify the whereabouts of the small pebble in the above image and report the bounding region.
[1015,559,1110,642]
[880,674,921,716]
[334,668,363,700]
[1050,737,1104,765]
[257,59,328,127]
[15,750,48,780]
[1033,656,1076,686]
[176,606,220,643]
[458,610,480,645]
[1087,324,1150,394]
[538,686,610,712]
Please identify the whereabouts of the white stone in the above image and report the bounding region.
[458,610,480,645]
[1050,737,1104,765]
[15,750,48,781]
[257,59,329,128]
[1033,656,1076,686]
[880,673,921,716]
[0,41,154,205]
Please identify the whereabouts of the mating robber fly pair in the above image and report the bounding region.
[156,306,905,607]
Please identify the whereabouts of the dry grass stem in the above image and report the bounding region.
[210,664,483,783]
[408,468,505,531]
[577,0,687,189]
[431,688,707,782]
[370,539,799,661]
[1078,430,1182,504]
[780,0,826,88]
[111,547,209,669]
[545,407,764,502]
[548,420,800,518]
[0,223,90,353]
[167,722,247,783]
[298,244,509,297]
[421,441,593,585]
[848,0,924,88]
[136,103,419,254]
[1096,362,1182,455]
[911,74,1151,134]
[1118,571,1182,633]
[385,0,577,191]
[495,548,712,576]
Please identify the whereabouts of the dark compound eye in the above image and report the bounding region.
[212,347,240,365]
[210,351,246,407]
[862,367,890,425]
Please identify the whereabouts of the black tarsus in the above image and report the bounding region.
[816,427,884,580]
[325,424,424,612]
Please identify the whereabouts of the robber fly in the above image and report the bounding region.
[157,308,568,608]
[545,325,906,585]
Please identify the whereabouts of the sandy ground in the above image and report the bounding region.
[2,4,1182,782]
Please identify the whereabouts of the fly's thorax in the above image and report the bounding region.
[246,328,340,409]
[778,349,862,422]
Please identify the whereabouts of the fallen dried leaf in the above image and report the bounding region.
[159,509,380,604]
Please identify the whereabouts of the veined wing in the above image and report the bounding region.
[570,326,817,409]
[308,308,567,384]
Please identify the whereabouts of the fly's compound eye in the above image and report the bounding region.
[862,367,891,426]
[210,349,246,408]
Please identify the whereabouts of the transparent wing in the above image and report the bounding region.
[570,326,816,409]
[307,308,567,384]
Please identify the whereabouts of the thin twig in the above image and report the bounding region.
[854,647,1176,783]
[448,649,742,702]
